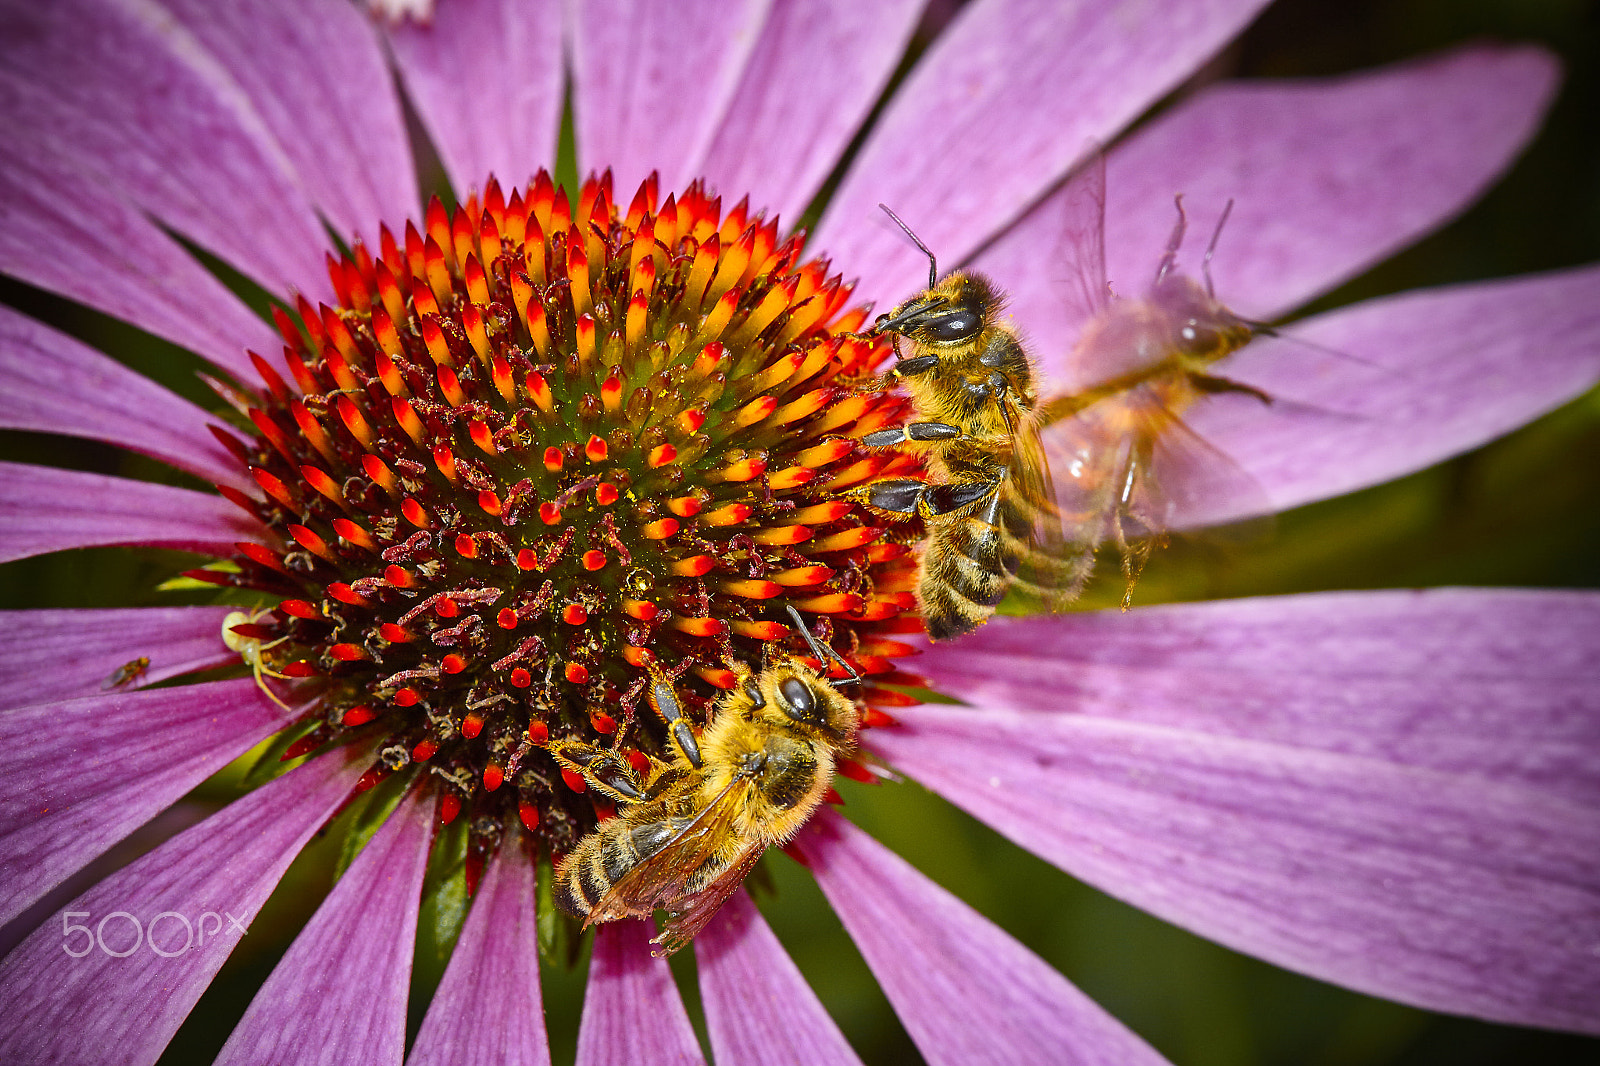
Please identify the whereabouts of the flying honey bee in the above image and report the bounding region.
[547,607,861,955]
[859,152,1273,635]
[1032,155,1273,599]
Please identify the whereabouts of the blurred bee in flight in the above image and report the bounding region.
[859,151,1272,637]
[546,607,862,955]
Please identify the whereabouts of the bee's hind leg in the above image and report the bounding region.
[855,478,930,518]
[545,740,648,803]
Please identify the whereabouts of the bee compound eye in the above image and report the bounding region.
[1179,321,1218,351]
[927,309,981,342]
[743,677,766,708]
[777,676,819,724]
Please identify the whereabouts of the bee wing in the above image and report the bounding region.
[1142,406,1277,537]
[650,842,766,957]
[1036,386,1273,545]
[997,410,1097,611]
[1053,147,1110,332]
[585,775,752,927]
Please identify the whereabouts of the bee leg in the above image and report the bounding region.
[546,740,647,802]
[855,478,930,517]
[924,479,1002,516]
[860,420,964,448]
[645,662,703,769]
[1189,373,1272,406]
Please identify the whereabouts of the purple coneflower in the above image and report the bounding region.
[0,0,1596,1063]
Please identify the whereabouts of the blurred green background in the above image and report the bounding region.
[1,0,1596,1063]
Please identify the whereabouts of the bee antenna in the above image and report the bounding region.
[785,605,862,687]
[1155,194,1187,285]
[1202,198,1234,299]
[878,203,938,289]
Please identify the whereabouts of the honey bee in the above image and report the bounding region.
[860,154,1272,633]
[853,210,1091,641]
[1033,154,1271,600]
[547,607,861,955]
[102,656,150,690]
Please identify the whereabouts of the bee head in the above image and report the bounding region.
[874,271,1003,349]
[756,662,860,740]
[1151,274,1254,361]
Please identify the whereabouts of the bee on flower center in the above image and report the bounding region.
[547,608,862,955]
[851,209,1091,641]
[859,153,1280,635]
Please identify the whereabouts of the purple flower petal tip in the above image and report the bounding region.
[577,919,706,1066]
[697,889,863,1066]
[796,810,1169,1065]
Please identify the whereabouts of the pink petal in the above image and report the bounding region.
[814,0,1274,306]
[696,0,925,224]
[0,0,333,297]
[569,0,772,197]
[0,606,236,710]
[408,841,550,1066]
[977,44,1560,368]
[158,0,418,238]
[576,920,706,1066]
[0,462,262,564]
[386,0,563,195]
[1184,262,1600,525]
[1105,45,1560,319]
[215,788,433,1066]
[0,146,274,377]
[912,588,1600,808]
[697,888,861,1066]
[0,306,250,492]
[882,598,1600,1033]
[0,679,298,927]
[794,810,1169,1066]
[0,750,368,1066]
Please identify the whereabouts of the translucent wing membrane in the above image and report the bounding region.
[1050,149,1111,339]
[587,776,751,927]
[653,844,766,956]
